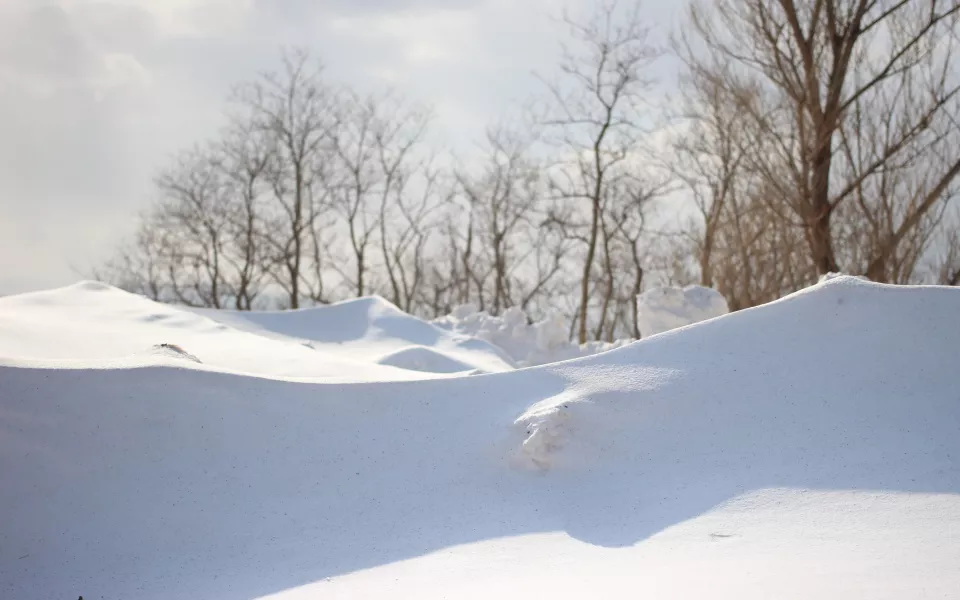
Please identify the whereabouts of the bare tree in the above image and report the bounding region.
[382,163,448,312]
[539,0,662,342]
[96,217,169,302]
[328,91,382,298]
[216,124,271,309]
[234,48,338,308]
[371,93,435,309]
[455,127,545,314]
[936,226,960,285]
[153,146,237,308]
[684,0,960,278]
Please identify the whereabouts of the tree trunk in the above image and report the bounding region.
[578,197,601,344]
[809,142,839,275]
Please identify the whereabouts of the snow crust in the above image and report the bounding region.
[2,275,959,599]
[636,284,730,337]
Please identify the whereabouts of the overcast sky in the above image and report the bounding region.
[0,0,681,294]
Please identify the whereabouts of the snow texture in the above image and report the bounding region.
[376,345,478,374]
[196,295,516,375]
[636,284,730,337]
[2,275,959,599]
[433,305,625,367]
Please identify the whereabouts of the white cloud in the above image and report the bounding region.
[330,10,476,65]
[0,0,679,294]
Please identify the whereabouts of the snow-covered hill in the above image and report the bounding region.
[196,295,516,374]
[0,282,512,379]
[1,276,959,599]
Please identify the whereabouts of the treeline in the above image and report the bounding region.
[101,0,960,341]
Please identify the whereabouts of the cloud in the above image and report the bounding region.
[0,0,679,294]
[0,2,212,291]
[254,0,482,20]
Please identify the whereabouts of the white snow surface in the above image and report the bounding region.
[636,284,730,337]
[432,305,625,366]
[0,282,512,379]
[2,276,960,599]
[195,296,516,375]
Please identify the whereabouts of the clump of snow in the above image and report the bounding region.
[819,271,871,283]
[636,284,729,337]
[376,345,477,374]
[433,306,625,367]
[150,343,201,363]
[514,393,579,470]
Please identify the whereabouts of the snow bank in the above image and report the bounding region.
[432,305,625,367]
[196,296,516,374]
[376,345,478,374]
[0,284,509,380]
[820,271,870,283]
[636,284,729,337]
[2,275,960,599]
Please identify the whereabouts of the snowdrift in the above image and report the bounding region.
[2,276,959,599]
[375,345,478,374]
[432,305,626,366]
[196,295,516,374]
[0,283,510,379]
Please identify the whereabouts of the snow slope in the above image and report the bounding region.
[2,276,959,599]
[0,283,508,379]
[432,305,626,366]
[196,296,516,374]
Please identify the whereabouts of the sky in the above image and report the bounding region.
[0,0,681,295]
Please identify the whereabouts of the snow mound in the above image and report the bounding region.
[376,345,478,374]
[820,271,871,283]
[0,283,447,381]
[433,305,625,367]
[2,275,960,599]
[149,343,201,363]
[197,296,516,374]
[636,284,729,337]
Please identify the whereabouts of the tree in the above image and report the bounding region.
[456,127,544,314]
[684,0,960,278]
[539,0,662,342]
[233,48,338,308]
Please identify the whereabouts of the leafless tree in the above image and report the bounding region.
[684,0,960,278]
[455,127,545,314]
[936,226,960,285]
[328,91,382,297]
[370,93,435,309]
[152,146,236,308]
[216,124,271,309]
[539,0,662,342]
[96,217,168,302]
[233,48,338,308]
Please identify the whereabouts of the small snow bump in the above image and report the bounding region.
[151,343,202,363]
[73,280,114,292]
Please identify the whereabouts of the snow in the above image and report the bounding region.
[376,345,479,374]
[433,305,625,366]
[195,295,516,374]
[636,283,730,337]
[2,275,959,599]
[0,283,510,380]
